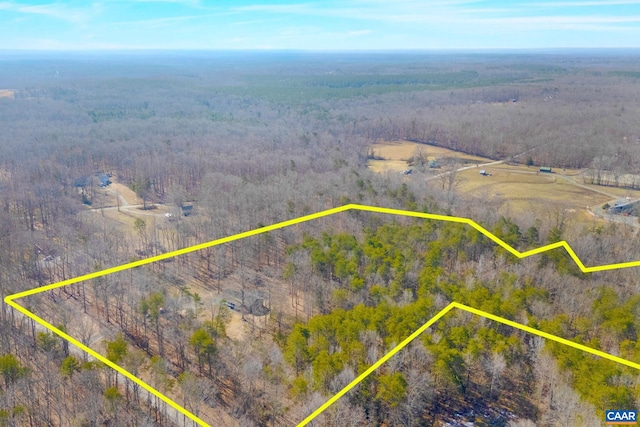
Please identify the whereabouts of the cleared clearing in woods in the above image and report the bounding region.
[369,140,640,230]
[368,139,492,173]
[458,165,601,214]
[84,179,176,235]
[457,163,640,229]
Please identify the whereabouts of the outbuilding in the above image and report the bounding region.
[180,203,194,216]
[98,173,111,187]
[608,198,639,215]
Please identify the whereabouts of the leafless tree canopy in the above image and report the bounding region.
[0,51,639,426]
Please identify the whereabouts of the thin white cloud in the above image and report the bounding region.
[230,18,278,26]
[4,0,640,49]
[109,11,236,28]
[348,0,483,5]
[346,29,372,36]
[105,0,201,4]
[370,12,640,30]
[484,15,640,25]
[230,1,640,26]
[9,36,150,50]
[110,14,199,27]
[231,1,640,35]
[0,1,101,25]
[526,0,640,6]
[233,3,315,13]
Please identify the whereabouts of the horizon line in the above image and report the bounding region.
[2,47,640,54]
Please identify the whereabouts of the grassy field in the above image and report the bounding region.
[368,140,492,173]
[369,140,640,230]
[457,163,640,228]
[458,167,599,207]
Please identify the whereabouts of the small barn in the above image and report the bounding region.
[539,167,552,173]
[480,170,488,176]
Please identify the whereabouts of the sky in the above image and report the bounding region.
[1,0,640,50]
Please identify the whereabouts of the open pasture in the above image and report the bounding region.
[458,165,594,202]
[457,164,640,227]
[368,140,492,172]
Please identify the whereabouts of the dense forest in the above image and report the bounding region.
[1,51,640,426]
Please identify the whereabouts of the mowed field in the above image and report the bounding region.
[368,140,491,173]
[457,163,640,228]
[457,164,601,208]
[369,140,640,230]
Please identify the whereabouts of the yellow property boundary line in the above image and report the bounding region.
[4,203,640,426]
[298,301,640,426]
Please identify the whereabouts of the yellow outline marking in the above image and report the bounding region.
[4,203,640,426]
[297,302,640,426]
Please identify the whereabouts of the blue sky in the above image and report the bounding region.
[1,0,640,50]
